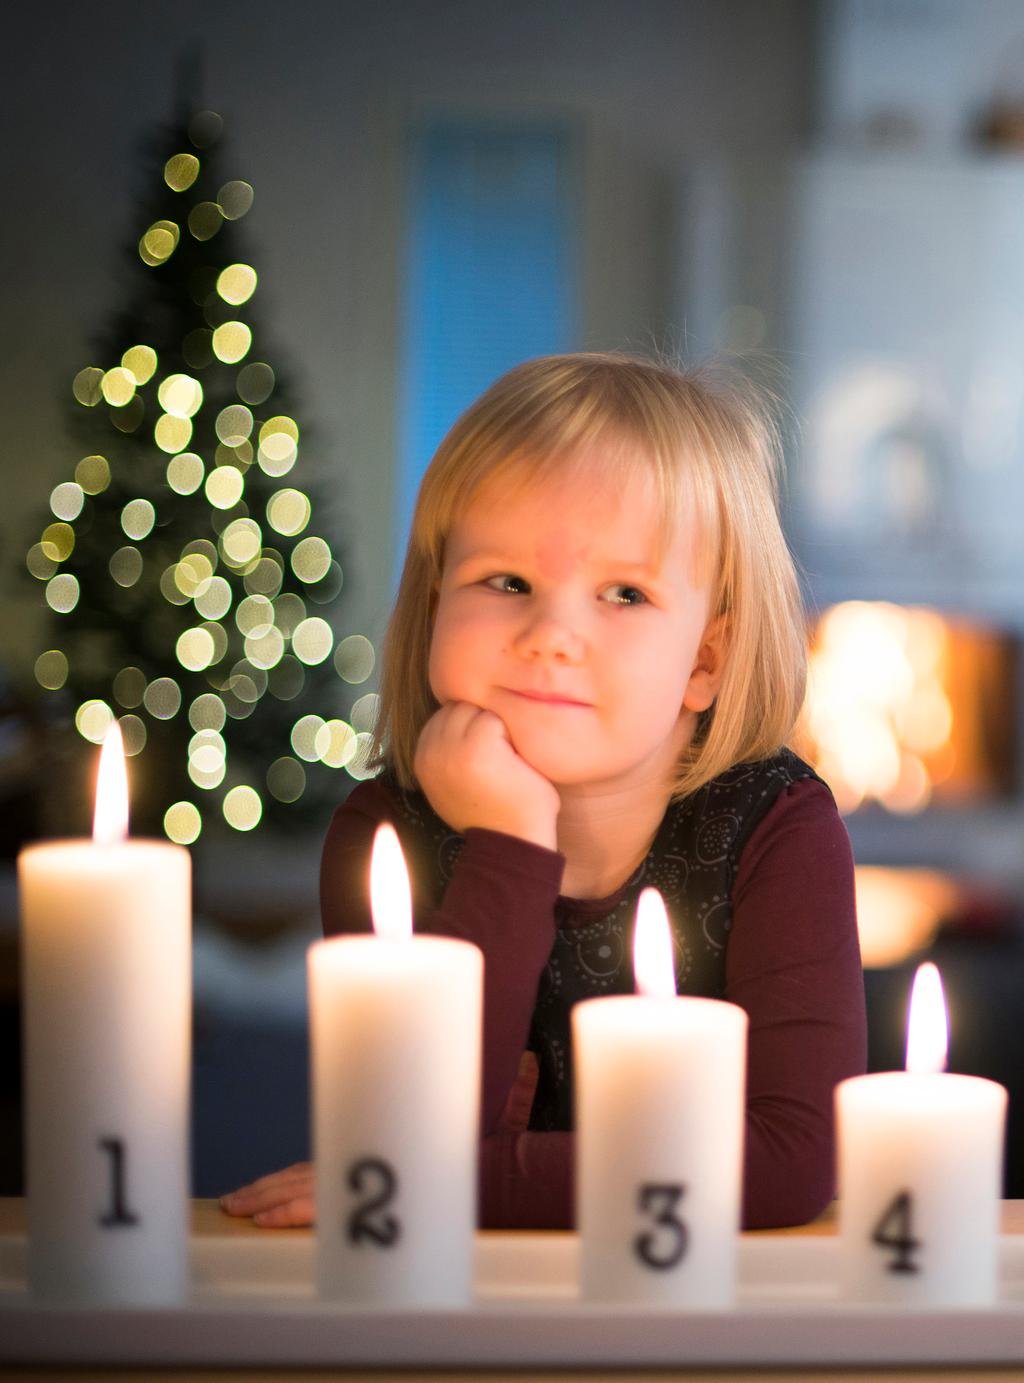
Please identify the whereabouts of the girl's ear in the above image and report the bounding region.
[682,615,729,714]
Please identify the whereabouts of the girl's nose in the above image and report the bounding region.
[512,603,586,663]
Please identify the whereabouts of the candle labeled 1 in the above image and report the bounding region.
[837,962,1007,1307]
[573,888,748,1307]
[310,824,482,1307]
[19,723,192,1304]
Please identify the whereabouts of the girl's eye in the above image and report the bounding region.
[600,584,647,606]
[485,574,531,595]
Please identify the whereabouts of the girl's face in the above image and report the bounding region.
[428,455,726,795]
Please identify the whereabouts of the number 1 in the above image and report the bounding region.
[98,1137,140,1228]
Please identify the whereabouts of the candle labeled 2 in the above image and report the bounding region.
[18,724,192,1304]
[310,824,482,1307]
[573,889,748,1306]
[836,963,1007,1307]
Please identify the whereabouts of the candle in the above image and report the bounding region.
[836,962,1008,1306]
[18,722,192,1303]
[573,888,748,1306]
[309,823,482,1306]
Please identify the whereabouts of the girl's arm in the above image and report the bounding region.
[319,778,564,1133]
[727,775,867,1228]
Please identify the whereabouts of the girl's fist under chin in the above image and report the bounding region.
[414,701,559,849]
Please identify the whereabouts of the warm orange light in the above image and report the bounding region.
[905,961,948,1074]
[93,720,129,844]
[633,887,676,999]
[369,823,412,940]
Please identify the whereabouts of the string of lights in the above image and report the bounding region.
[27,108,377,843]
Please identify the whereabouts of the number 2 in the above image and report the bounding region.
[871,1189,921,1274]
[634,1182,688,1271]
[346,1157,400,1247]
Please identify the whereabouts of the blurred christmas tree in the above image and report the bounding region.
[26,102,377,843]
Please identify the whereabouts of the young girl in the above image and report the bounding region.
[221,352,867,1232]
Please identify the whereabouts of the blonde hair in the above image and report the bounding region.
[374,351,807,798]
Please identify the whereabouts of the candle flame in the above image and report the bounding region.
[633,887,676,999]
[93,720,129,844]
[905,961,948,1073]
[369,823,413,940]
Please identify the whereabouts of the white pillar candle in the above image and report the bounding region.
[573,888,748,1306]
[837,962,1007,1307]
[310,823,482,1307]
[18,722,191,1304]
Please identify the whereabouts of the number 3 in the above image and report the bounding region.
[634,1182,688,1271]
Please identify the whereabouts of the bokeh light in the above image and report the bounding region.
[218,180,254,220]
[75,700,114,744]
[267,756,305,803]
[46,573,79,613]
[292,617,333,665]
[109,545,144,587]
[189,202,224,241]
[205,466,245,510]
[164,801,202,844]
[291,714,325,762]
[267,489,311,537]
[189,692,227,732]
[316,718,357,769]
[215,404,254,446]
[335,634,375,684]
[143,677,182,720]
[257,416,298,476]
[41,522,75,562]
[122,345,158,385]
[221,517,262,565]
[121,498,156,540]
[50,482,85,521]
[159,373,204,418]
[76,454,111,493]
[176,626,217,672]
[101,367,136,407]
[195,575,232,620]
[291,536,331,582]
[120,714,147,757]
[164,153,200,191]
[237,361,275,405]
[155,413,193,453]
[167,451,205,495]
[113,666,147,708]
[73,368,104,407]
[223,785,262,831]
[27,545,58,580]
[34,649,68,690]
[139,220,180,266]
[217,264,257,305]
[212,321,252,364]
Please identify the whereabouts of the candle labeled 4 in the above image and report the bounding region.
[836,963,1008,1307]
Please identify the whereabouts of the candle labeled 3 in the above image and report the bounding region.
[573,888,748,1307]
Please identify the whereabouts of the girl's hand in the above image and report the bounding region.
[414,701,560,849]
[219,1162,314,1228]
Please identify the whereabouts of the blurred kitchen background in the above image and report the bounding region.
[2,0,1024,1199]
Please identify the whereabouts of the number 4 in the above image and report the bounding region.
[871,1190,921,1274]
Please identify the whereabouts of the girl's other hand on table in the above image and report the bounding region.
[219,1162,314,1227]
